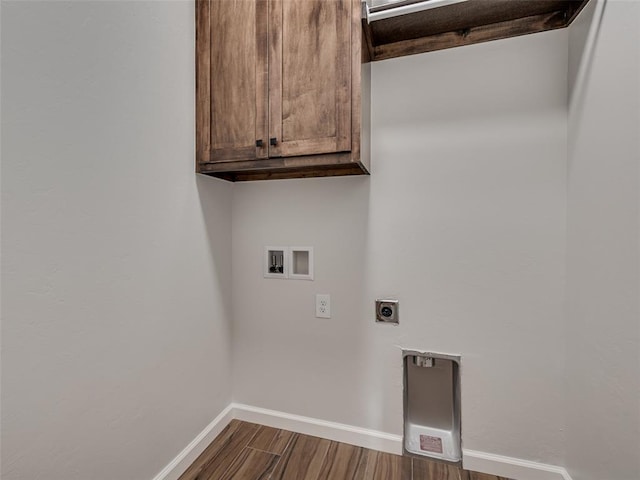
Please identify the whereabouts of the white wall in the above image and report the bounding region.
[1,2,233,479]
[566,1,640,479]
[7,2,636,478]
[232,30,569,465]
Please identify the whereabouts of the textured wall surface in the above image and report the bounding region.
[1,2,233,479]
[566,1,640,479]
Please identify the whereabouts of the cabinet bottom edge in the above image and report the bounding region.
[199,163,370,182]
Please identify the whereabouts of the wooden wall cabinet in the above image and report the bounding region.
[196,0,370,182]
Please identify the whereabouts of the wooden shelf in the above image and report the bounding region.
[362,0,590,62]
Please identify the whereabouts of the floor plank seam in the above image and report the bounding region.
[266,451,284,480]
[246,445,283,456]
[244,425,261,450]
[215,447,247,480]
[280,431,296,457]
[213,424,261,480]
[314,439,332,480]
[265,435,297,480]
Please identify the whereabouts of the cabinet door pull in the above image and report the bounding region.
[270,137,278,146]
[256,139,264,148]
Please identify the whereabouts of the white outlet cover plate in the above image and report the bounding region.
[315,294,331,318]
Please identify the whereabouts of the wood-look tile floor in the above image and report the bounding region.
[178,420,512,480]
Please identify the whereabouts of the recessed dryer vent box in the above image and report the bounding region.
[403,350,461,465]
[264,246,287,279]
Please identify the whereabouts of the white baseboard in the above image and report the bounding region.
[152,404,233,480]
[231,403,403,455]
[463,450,573,480]
[153,402,572,480]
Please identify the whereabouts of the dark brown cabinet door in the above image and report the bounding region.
[268,0,352,158]
[206,0,268,163]
[196,0,368,180]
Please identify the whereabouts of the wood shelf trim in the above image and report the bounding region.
[373,10,568,61]
[218,164,369,182]
[199,151,356,174]
[363,0,590,62]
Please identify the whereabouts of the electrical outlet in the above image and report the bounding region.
[376,299,399,325]
[315,294,331,318]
